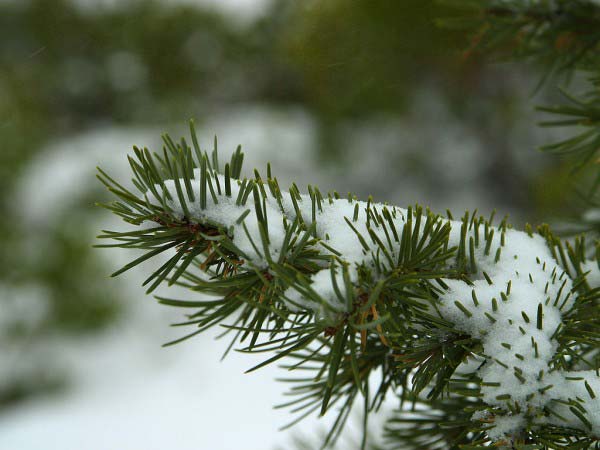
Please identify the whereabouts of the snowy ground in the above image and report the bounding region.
[0,325,289,449]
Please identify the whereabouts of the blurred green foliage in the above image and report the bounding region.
[278,0,470,117]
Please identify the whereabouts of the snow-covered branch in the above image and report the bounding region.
[97,125,600,448]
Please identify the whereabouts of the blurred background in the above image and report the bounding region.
[0,0,575,449]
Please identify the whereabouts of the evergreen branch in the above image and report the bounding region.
[97,123,600,448]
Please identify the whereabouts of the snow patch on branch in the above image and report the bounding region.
[440,227,599,437]
[159,171,289,267]
[159,172,409,313]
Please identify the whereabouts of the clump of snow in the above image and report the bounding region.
[160,171,409,315]
[159,170,288,268]
[279,196,410,318]
[439,226,599,439]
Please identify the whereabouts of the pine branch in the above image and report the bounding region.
[96,123,600,449]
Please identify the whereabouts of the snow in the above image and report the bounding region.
[161,171,282,267]
[13,127,160,227]
[583,208,600,224]
[438,226,599,439]
[284,267,349,315]
[0,283,53,396]
[485,413,525,443]
[0,324,288,450]
[0,283,49,335]
[312,198,404,270]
